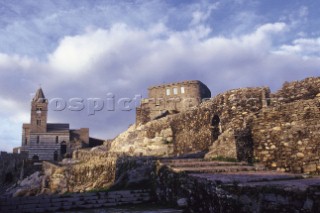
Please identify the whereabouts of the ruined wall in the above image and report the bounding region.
[0,152,27,184]
[272,77,320,104]
[252,96,320,173]
[112,87,269,159]
[156,165,320,212]
[171,87,269,156]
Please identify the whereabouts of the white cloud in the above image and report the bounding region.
[274,37,320,57]
[190,2,219,26]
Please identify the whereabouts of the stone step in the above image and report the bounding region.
[189,171,305,184]
[160,158,205,163]
[166,161,248,168]
[172,165,266,173]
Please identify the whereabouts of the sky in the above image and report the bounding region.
[0,0,319,152]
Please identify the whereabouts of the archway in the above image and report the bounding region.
[60,141,67,156]
[211,115,220,142]
[32,155,39,161]
[53,151,58,161]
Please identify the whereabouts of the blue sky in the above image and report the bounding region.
[0,0,319,152]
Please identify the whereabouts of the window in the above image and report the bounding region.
[36,136,40,144]
[24,137,27,145]
[166,88,171,96]
[55,136,59,144]
[181,87,185,94]
[173,88,178,95]
[37,120,41,126]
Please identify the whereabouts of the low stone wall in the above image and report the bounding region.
[156,166,320,212]
[0,189,151,213]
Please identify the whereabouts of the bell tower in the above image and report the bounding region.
[30,88,48,133]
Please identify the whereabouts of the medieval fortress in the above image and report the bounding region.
[1,76,320,212]
[7,77,320,172]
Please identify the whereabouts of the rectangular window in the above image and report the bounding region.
[24,137,27,145]
[56,136,59,144]
[166,88,171,96]
[181,87,185,94]
[36,136,40,144]
[173,88,178,95]
[37,120,41,126]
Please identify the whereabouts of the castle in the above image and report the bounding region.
[136,80,211,124]
[18,88,103,161]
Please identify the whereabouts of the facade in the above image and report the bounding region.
[136,80,211,124]
[20,88,92,161]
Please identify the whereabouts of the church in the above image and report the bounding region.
[19,88,103,161]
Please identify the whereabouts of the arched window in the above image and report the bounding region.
[55,136,59,144]
[32,155,39,161]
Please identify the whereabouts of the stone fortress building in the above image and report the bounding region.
[19,88,103,161]
[136,80,211,124]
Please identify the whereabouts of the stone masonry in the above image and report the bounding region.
[136,80,211,124]
[18,88,98,161]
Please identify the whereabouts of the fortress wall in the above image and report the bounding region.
[252,96,320,173]
[271,77,320,104]
[171,87,269,156]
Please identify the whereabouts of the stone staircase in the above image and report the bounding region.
[158,158,320,212]
[160,158,266,174]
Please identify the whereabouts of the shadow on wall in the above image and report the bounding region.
[211,115,220,142]
[235,128,254,163]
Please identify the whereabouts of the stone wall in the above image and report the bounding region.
[0,152,33,195]
[0,189,152,213]
[156,165,320,212]
[272,77,320,104]
[112,86,269,159]
[252,96,320,173]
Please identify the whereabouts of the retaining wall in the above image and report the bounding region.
[0,189,151,213]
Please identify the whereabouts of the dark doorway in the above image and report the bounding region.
[53,151,58,161]
[5,172,13,183]
[211,115,220,142]
[60,141,67,156]
[32,155,39,161]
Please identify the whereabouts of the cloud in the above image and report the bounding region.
[1,0,320,152]
[275,37,320,57]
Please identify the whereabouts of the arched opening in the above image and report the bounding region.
[53,151,58,161]
[32,155,39,161]
[211,115,220,142]
[5,172,13,183]
[60,141,67,157]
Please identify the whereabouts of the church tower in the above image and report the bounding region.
[30,88,48,133]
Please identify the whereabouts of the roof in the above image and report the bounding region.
[32,88,46,103]
[148,80,204,90]
[47,123,70,133]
